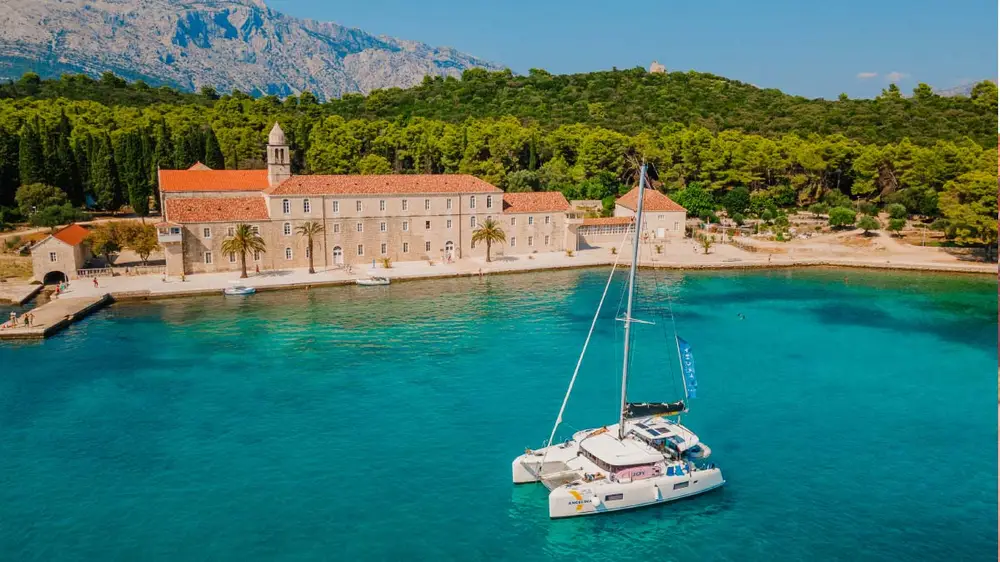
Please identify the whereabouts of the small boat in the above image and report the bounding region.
[223,284,256,296]
[511,163,724,518]
[356,277,390,286]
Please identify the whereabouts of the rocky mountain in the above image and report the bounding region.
[934,80,995,97]
[0,0,504,99]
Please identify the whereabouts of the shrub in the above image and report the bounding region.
[774,214,790,228]
[887,203,908,220]
[887,218,906,236]
[379,257,392,268]
[823,190,851,209]
[858,201,878,216]
[731,213,745,226]
[722,186,750,217]
[808,203,829,217]
[857,215,881,234]
[673,183,715,218]
[655,244,663,254]
[565,249,574,257]
[828,207,857,228]
[760,209,775,223]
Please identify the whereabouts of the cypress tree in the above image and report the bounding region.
[150,119,173,207]
[90,133,123,210]
[173,125,203,169]
[73,134,92,206]
[0,129,19,207]
[49,111,82,204]
[115,130,151,216]
[203,126,224,169]
[18,118,46,186]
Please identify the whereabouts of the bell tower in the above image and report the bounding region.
[267,122,291,187]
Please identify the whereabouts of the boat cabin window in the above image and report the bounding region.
[604,493,624,502]
[673,481,689,490]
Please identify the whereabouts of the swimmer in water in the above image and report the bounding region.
[737,313,745,320]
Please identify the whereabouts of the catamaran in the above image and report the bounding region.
[511,164,724,518]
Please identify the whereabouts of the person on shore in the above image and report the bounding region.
[9,311,16,327]
[255,264,260,274]
[93,278,99,288]
[26,313,34,327]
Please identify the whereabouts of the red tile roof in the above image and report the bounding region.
[616,186,686,212]
[159,169,270,193]
[581,217,634,226]
[502,191,571,213]
[52,224,90,246]
[268,174,501,195]
[187,162,212,171]
[165,197,270,223]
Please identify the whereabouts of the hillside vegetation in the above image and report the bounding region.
[0,69,995,253]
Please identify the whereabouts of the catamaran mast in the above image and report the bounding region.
[618,162,647,439]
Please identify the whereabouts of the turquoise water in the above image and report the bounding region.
[0,268,996,561]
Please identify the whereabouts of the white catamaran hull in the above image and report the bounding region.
[547,468,724,518]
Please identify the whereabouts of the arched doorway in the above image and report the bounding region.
[444,241,454,260]
[333,246,343,265]
[43,271,67,285]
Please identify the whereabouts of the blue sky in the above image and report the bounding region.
[267,0,997,99]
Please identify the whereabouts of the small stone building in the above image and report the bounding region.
[29,224,93,283]
[574,186,686,249]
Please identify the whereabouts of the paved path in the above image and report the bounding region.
[0,294,109,339]
[0,282,41,305]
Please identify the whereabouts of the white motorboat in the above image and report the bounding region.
[356,276,390,286]
[512,163,724,518]
[223,283,256,296]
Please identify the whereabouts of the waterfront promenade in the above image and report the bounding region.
[0,293,110,339]
[41,237,995,303]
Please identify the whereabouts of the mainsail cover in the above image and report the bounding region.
[624,401,686,418]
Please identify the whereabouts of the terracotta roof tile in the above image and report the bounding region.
[616,186,686,212]
[52,224,89,246]
[159,169,270,193]
[268,174,501,195]
[502,191,571,213]
[165,197,270,223]
[581,217,634,226]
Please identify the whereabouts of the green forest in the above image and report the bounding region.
[0,69,996,252]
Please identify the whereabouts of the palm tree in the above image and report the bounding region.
[221,223,266,278]
[295,221,325,274]
[471,218,506,263]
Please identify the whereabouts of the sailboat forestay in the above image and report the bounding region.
[511,164,725,518]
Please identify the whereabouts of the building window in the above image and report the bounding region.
[486,195,493,209]
[253,250,261,261]
[251,226,260,235]
[356,200,362,212]
[424,199,431,210]
[170,227,181,235]
[380,243,387,255]
[357,244,364,256]
[227,226,235,237]
[229,252,237,263]
[446,198,452,210]
[333,200,340,213]
[379,200,386,211]
[402,220,409,232]
[528,236,533,247]
[674,221,680,231]
[283,222,291,236]
[470,216,477,228]
[545,215,551,225]
[544,235,550,246]
[303,199,311,213]
[285,247,292,260]
[425,220,431,230]
[511,217,516,226]
[48,252,57,262]
[446,219,452,229]
[528,216,534,225]
[282,199,290,214]
[357,222,363,232]
[402,242,409,253]
[380,221,387,233]
[333,223,341,233]
[425,241,431,252]
[469,195,476,209]
[306,246,311,258]
[510,237,516,247]
[203,227,211,238]
[204,252,213,264]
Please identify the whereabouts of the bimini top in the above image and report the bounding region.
[629,416,700,452]
[580,432,662,466]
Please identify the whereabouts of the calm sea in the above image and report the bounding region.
[0,268,996,561]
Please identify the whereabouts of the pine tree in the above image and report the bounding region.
[0,129,19,207]
[18,118,46,186]
[90,133,123,211]
[203,126,224,169]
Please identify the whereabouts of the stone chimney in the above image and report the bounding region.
[267,122,291,187]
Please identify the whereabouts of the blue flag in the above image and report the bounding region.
[677,337,697,399]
